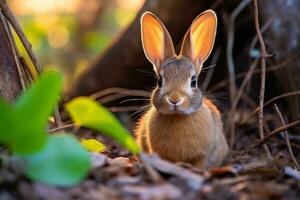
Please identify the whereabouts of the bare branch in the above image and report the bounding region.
[254,119,300,148]
[90,87,151,100]
[253,0,272,160]
[226,0,251,109]
[242,90,300,124]
[273,104,300,170]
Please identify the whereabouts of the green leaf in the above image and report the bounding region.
[24,134,91,187]
[65,97,140,154]
[81,139,105,153]
[15,70,62,128]
[0,70,63,155]
[0,99,14,144]
[10,70,63,155]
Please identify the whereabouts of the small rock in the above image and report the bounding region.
[91,153,107,168]
[108,157,131,168]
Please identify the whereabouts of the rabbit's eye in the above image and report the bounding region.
[157,75,163,87]
[191,76,197,87]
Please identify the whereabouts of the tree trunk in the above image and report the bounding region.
[0,11,22,102]
[69,0,215,98]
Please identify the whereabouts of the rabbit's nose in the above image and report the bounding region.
[167,92,184,105]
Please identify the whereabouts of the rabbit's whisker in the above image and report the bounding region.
[120,98,150,104]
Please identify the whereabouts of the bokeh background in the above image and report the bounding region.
[10,0,144,90]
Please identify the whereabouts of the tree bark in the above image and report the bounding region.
[69,0,215,98]
[0,11,22,102]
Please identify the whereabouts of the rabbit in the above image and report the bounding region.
[135,10,228,168]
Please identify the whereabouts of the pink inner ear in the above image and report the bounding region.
[188,11,217,68]
[141,14,166,66]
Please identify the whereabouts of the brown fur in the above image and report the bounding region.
[135,97,228,168]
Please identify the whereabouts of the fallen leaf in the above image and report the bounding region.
[81,139,106,153]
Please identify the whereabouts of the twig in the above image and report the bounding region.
[228,58,259,147]
[90,87,151,100]
[254,119,300,148]
[253,0,272,160]
[242,90,300,124]
[249,12,278,56]
[273,104,300,170]
[54,106,63,127]
[98,93,129,104]
[108,106,143,112]
[49,105,143,133]
[49,123,75,133]
[202,47,221,91]
[0,0,42,73]
[19,56,34,83]
[226,0,251,108]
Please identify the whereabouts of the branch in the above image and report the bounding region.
[228,58,259,147]
[273,104,300,170]
[90,87,151,100]
[242,90,300,124]
[253,0,272,159]
[226,0,251,109]
[254,119,300,148]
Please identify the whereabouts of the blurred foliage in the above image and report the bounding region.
[10,0,144,90]
[0,69,140,186]
[0,70,91,186]
[66,97,141,154]
[81,138,106,153]
[0,70,62,155]
[24,134,91,187]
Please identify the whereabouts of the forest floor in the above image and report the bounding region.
[1,108,300,200]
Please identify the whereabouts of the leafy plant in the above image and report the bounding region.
[0,70,141,186]
[0,70,61,155]
[66,97,141,154]
[0,70,91,186]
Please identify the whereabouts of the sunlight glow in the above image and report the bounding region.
[116,0,145,10]
[48,25,70,48]
[11,0,82,15]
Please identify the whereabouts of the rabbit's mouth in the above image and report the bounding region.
[169,105,181,113]
[164,104,196,115]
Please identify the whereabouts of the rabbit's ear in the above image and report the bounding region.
[180,10,217,73]
[141,12,175,72]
